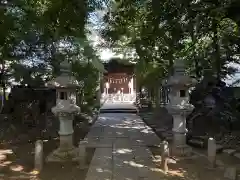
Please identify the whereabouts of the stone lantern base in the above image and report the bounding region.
[172,144,192,157]
[46,147,79,162]
[171,130,192,157]
[46,102,81,162]
[168,106,193,157]
[46,135,79,162]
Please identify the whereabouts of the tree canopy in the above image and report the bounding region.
[0,0,108,110]
[1,0,240,106]
[101,0,240,90]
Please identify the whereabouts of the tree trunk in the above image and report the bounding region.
[212,19,221,80]
[168,57,174,76]
[153,83,160,107]
[0,59,5,113]
[191,14,201,80]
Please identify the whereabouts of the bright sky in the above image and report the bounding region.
[99,49,115,60]
[87,11,121,62]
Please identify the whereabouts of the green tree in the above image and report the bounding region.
[101,0,240,105]
[0,0,106,112]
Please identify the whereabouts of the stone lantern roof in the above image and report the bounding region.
[46,60,79,89]
[166,59,197,86]
[167,76,195,87]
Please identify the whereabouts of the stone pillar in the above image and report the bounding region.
[130,77,134,94]
[58,113,74,148]
[105,82,109,95]
[169,109,192,156]
[172,112,186,146]
[128,82,131,94]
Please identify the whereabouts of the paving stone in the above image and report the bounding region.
[113,138,132,148]
[216,160,224,167]
[234,153,240,159]
[98,137,114,148]
[113,149,135,165]
[132,147,158,178]
[83,137,101,147]
[130,139,145,147]
[85,148,112,180]
[224,167,237,180]
[113,147,138,179]
[223,149,237,155]
[142,136,161,146]
[155,128,168,132]
[132,147,153,158]
[216,144,223,151]
[90,148,112,166]
[112,169,139,180]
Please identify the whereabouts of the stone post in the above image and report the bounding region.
[208,137,216,168]
[34,140,43,172]
[78,140,87,169]
[160,140,169,173]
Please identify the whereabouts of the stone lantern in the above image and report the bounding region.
[46,60,80,162]
[166,59,197,156]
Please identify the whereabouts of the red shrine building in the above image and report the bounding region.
[102,59,136,95]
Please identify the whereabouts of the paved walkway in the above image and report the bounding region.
[83,112,162,180]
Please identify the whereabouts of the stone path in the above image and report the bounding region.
[83,112,162,180]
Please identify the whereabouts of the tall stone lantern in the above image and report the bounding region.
[166,59,196,156]
[46,60,80,162]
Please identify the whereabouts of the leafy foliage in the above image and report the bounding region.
[0,0,106,114]
[101,0,240,88]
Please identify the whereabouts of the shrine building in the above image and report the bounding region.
[102,59,136,95]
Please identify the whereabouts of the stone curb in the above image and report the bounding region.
[222,149,240,159]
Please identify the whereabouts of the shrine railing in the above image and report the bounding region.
[101,93,136,104]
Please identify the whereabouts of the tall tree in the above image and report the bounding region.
[102,0,240,82]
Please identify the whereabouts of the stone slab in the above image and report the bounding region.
[89,148,112,166]
[112,146,138,180]
[132,147,160,180]
[223,149,237,155]
[234,153,240,159]
[85,148,112,180]
[224,167,237,180]
[100,102,138,109]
